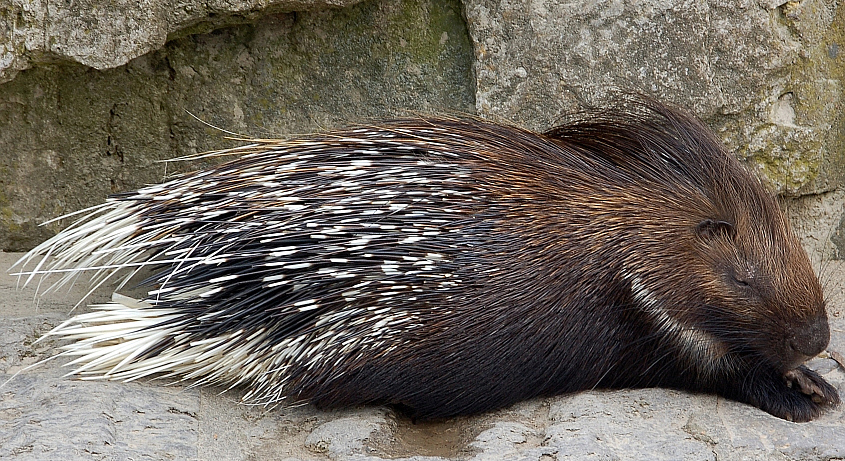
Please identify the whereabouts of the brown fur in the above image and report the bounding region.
[14,97,839,422]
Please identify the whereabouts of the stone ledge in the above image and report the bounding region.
[0,0,365,83]
[1,251,844,460]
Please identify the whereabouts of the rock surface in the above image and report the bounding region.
[0,0,366,83]
[0,0,475,251]
[1,0,844,250]
[1,251,844,460]
[464,0,845,195]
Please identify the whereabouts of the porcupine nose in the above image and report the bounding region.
[785,314,830,369]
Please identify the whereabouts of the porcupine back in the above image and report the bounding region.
[12,99,833,420]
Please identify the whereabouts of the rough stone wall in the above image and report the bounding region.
[0,0,365,83]
[0,0,474,251]
[467,0,844,193]
[0,0,843,256]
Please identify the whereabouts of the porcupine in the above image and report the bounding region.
[11,98,840,422]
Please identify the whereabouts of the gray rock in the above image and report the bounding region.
[469,422,557,461]
[304,411,390,458]
[0,0,365,83]
[545,390,716,461]
[0,315,63,375]
[0,374,200,460]
[0,0,475,251]
[784,188,845,264]
[1,254,844,459]
[463,0,845,195]
[2,0,844,256]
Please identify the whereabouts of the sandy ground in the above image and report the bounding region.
[1,250,844,460]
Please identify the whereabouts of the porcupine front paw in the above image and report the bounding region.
[759,366,840,422]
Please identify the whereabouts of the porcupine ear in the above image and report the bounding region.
[695,219,736,240]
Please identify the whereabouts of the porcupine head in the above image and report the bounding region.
[553,105,840,423]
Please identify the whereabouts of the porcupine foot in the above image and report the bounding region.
[737,366,840,422]
[784,367,838,402]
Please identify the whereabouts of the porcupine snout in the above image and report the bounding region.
[783,313,830,370]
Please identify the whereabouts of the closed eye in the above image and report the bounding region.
[731,274,750,288]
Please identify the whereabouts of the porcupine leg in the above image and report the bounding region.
[725,366,840,422]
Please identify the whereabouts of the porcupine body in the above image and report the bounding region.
[12,99,839,422]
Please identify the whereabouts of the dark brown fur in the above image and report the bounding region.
[16,98,840,422]
[300,100,839,421]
